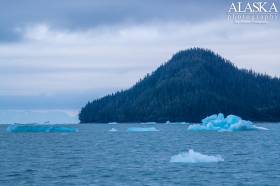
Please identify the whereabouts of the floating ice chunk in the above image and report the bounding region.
[6,124,78,133]
[253,126,269,130]
[108,122,118,125]
[165,121,188,124]
[188,113,268,132]
[109,128,118,132]
[127,127,159,132]
[170,149,224,163]
[171,122,189,125]
[141,122,157,124]
[178,122,188,125]
[188,124,211,131]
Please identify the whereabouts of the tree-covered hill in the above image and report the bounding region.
[79,48,280,123]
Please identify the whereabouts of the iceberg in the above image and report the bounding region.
[6,124,78,133]
[170,149,224,163]
[127,127,159,132]
[188,113,268,132]
[108,122,118,125]
[109,128,118,132]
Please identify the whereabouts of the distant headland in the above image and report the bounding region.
[79,48,280,123]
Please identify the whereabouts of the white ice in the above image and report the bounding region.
[109,128,118,132]
[170,149,224,163]
[127,127,159,132]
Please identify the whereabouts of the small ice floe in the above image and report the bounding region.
[165,121,171,124]
[171,122,189,125]
[108,122,118,125]
[188,113,268,132]
[127,127,159,132]
[6,124,78,133]
[141,122,157,124]
[176,122,187,124]
[170,149,224,163]
[109,128,118,132]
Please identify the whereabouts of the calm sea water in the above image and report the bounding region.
[0,123,280,186]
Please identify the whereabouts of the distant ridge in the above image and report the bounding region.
[79,48,280,123]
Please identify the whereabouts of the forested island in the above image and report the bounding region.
[79,48,280,123]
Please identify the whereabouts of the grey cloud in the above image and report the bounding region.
[0,0,230,42]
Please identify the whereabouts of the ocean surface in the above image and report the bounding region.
[0,123,280,186]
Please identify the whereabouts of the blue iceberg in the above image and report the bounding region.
[127,127,159,132]
[6,124,78,133]
[188,113,268,132]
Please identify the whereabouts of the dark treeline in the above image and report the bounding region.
[79,48,280,123]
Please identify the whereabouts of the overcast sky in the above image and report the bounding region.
[0,0,279,122]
